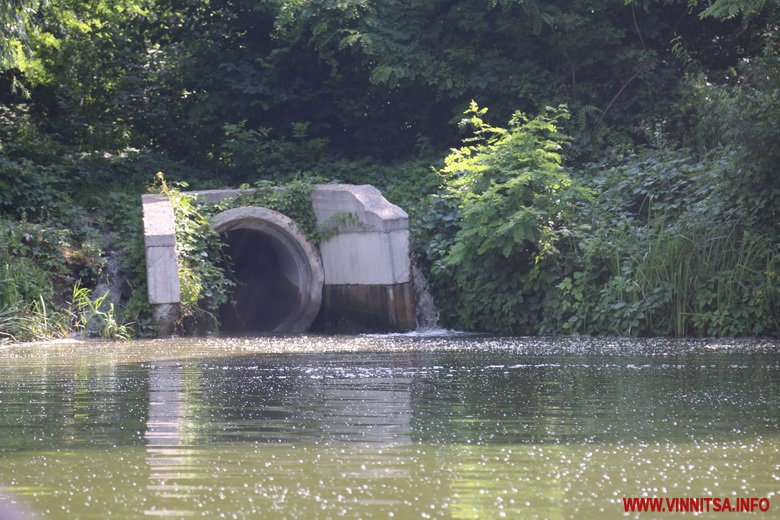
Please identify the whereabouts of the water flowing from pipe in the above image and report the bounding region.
[411,259,439,331]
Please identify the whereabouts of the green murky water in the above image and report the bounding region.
[0,335,778,519]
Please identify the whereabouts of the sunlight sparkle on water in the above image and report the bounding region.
[0,335,777,518]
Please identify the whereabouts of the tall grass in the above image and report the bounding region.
[1,263,132,343]
[67,284,132,340]
[1,261,63,343]
[0,298,68,343]
[632,220,778,336]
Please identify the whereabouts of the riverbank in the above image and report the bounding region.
[1,2,777,341]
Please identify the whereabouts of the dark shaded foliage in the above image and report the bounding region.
[0,0,777,338]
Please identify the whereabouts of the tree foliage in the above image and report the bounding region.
[3,0,776,161]
[1,0,778,338]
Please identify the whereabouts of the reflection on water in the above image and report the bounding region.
[145,361,192,517]
[0,335,777,518]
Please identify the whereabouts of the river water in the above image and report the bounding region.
[0,334,778,519]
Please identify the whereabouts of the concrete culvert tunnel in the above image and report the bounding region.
[211,207,324,334]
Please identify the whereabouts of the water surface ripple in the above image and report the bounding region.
[0,335,777,518]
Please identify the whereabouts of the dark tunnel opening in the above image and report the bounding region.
[219,228,301,334]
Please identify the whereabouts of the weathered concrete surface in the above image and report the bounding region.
[188,188,253,205]
[142,194,177,247]
[211,206,324,333]
[153,303,179,337]
[312,184,411,286]
[312,184,408,233]
[315,283,416,332]
[317,231,410,285]
[141,194,180,305]
[141,184,416,335]
[311,184,415,331]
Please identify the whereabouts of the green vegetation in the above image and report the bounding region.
[149,174,233,335]
[0,0,777,340]
[418,104,592,333]
[216,178,322,241]
[421,97,778,336]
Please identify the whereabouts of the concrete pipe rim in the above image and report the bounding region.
[211,206,324,333]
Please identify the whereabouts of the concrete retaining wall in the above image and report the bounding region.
[141,194,180,305]
[141,184,416,335]
[311,184,414,332]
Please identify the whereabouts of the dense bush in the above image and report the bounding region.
[420,135,779,336]
[418,104,590,333]
[685,56,780,231]
[567,151,778,336]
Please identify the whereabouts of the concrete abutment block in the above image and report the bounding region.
[312,184,415,332]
